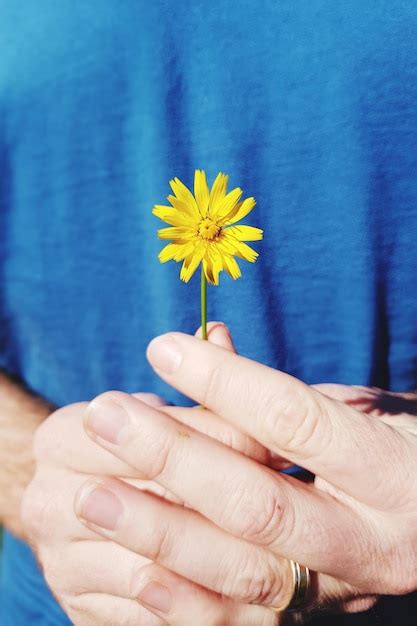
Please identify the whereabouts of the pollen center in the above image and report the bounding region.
[198,218,221,240]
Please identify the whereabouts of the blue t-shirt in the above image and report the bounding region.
[1,2,417,624]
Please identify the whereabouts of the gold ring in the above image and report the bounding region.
[272,560,311,613]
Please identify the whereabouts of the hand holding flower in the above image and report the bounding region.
[21,324,417,625]
[73,328,417,624]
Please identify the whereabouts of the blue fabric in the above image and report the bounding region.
[1,2,417,624]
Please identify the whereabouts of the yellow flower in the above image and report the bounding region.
[153,170,263,285]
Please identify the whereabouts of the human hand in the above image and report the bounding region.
[73,329,417,624]
[0,371,53,539]
[22,325,283,626]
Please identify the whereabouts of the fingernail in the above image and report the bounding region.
[85,396,130,444]
[75,482,123,531]
[138,581,172,614]
[147,336,182,374]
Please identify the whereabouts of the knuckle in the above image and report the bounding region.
[147,521,174,563]
[143,429,173,481]
[238,487,287,546]
[33,402,87,462]
[33,418,57,462]
[266,388,330,458]
[202,363,224,408]
[127,559,153,599]
[21,476,49,539]
[221,551,283,605]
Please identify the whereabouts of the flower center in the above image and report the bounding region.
[198,218,221,241]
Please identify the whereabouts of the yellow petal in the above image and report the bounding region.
[209,172,229,216]
[223,232,259,262]
[223,255,241,279]
[153,205,192,227]
[159,242,194,263]
[222,197,256,225]
[180,243,206,283]
[166,195,200,226]
[169,177,201,218]
[216,234,240,256]
[233,240,259,262]
[211,247,224,284]
[157,226,195,241]
[202,257,216,285]
[194,170,210,217]
[213,187,243,221]
[223,225,263,241]
[204,245,223,285]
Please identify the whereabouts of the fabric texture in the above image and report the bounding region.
[0,2,417,624]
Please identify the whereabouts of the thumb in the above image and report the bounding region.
[195,321,236,353]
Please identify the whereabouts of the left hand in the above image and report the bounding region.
[22,325,282,626]
[0,371,53,539]
[74,328,417,623]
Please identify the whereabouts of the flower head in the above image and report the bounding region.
[153,170,263,285]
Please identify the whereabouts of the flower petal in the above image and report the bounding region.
[169,177,201,218]
[233,241,259,262]
[194,170,210,217]
[166,195,200,224]
[155,173,260,281]
[222,197,256,225]
[153,205,192,227]
[204,245,223,285]
[223,225,263,241]
[209,172,229,217]
[202,257,215,285]
[213,187,243,221]
[159,242,194,263]
[222,231,259,262]
[180,243,206,283]
[216,232,240,255]
[223,255,241,280]
[157,226,195,241]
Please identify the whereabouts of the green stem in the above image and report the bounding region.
[201,266,208,340]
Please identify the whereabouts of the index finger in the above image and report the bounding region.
[146,333,414,509]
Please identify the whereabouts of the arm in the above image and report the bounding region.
[0,371,53,539]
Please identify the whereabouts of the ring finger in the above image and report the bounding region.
[74,476,354,612]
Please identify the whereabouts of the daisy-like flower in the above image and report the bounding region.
[153,170,263,285]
